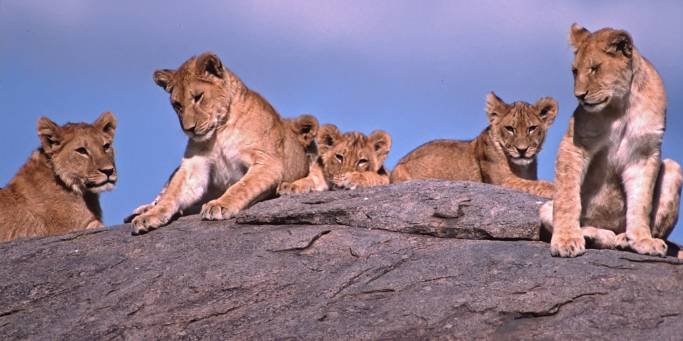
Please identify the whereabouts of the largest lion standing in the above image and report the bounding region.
[541,24,682,257]
[129,52,318,234]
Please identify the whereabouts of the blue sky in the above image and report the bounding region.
[1,1,682,243]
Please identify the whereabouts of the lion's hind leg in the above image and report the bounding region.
[651,159,683,240]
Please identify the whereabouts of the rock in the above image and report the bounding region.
[0,180,681,340]
[237,180,546,240]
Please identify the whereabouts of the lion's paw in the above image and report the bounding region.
[550,229,586,257]
[629,237,667,257]
[131,209,171,235]
[201,200,239,221]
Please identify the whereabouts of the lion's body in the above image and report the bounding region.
[0,113,117,242]
[542,25,682,258]
[391,93,557,198]
[278,125,392,193]
[130,53,318,234]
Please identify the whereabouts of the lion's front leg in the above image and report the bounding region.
[550,135,591,257]
[622,156,668,257]
[201,157,282,221]
[278,163,328,195]
[131,159,210,235]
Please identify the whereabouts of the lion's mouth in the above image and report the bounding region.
[582,97,609,108]
[86,179,117,191]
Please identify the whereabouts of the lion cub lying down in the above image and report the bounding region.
[0,112,118,242]
[128,52,318,234]
[391,93,557,198]
[278,124,392,193]
[541,24,682,258]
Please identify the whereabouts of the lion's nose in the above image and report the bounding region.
[516,147,528,157]
[100,167,115,177]
[182,124,196,133]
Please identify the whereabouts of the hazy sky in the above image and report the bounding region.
[1,1,682,243]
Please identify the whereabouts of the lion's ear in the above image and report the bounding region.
[485,92,507,124]
[316,124,341,154]
[94,111,117,140]
[196,52,224,78]
[569,23,591,53]
[37,117,63,154]
[605,30,633,58]
[290,114,319,147]
[368,130,392,165]
[153,69,175,92]
[535,97,559,127]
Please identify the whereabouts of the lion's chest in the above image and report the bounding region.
[209,131,248,189]
[606,109,663,171]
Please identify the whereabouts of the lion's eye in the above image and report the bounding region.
[335,154,344,162]
[76,147,89,156]
[504,126,515,134]
[193,92,204,103]
[528,126,537,134]
[172,101,183,112]
[103,143,111,151]
[590,64,601,74]
[357,159,368,167]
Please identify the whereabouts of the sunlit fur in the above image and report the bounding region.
[129,52,319,234]
[0,112,117,242]
[278,124,392,193]
[543,24,682,258]
[391,92,557,198]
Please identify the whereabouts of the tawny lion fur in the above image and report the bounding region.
[0,112,118,242]
[541,24,682,258]
[278,124,392,194]
[128,52,318,234]
[391,92,557,198]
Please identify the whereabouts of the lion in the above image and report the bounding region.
[391,92,557,198]
[540,24,682,258]
[277,124,392,194]
[0,112,117,242]
[127,52,319,234]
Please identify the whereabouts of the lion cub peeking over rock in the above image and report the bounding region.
[128,52,318,234]
[541,24,682,258]
[391,93,557,198]
[278,124,392,193]
[0,112,117,242]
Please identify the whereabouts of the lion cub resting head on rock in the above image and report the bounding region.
[391,92,557,198]
[127,52,318,234]
[541,24,682,258]
[278,124,392,193]
[0,112,117,242]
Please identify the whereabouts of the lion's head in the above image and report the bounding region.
[485,92,558,166]
[37,112,117,194]
[569,24,635,113]
[316,124,391,185]
[153,52,242,142]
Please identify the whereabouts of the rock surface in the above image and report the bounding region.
[0,180,681,340]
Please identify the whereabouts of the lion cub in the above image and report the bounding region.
[278,124,392,193]
[541,24,682,258]
[128,52,318,234]
[391,92,557,198]
[0,112,117,242]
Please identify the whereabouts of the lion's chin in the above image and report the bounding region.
[581,97,610,113]
[87,182,115,193]
[511,157,534,166]
[189,129,215,142]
